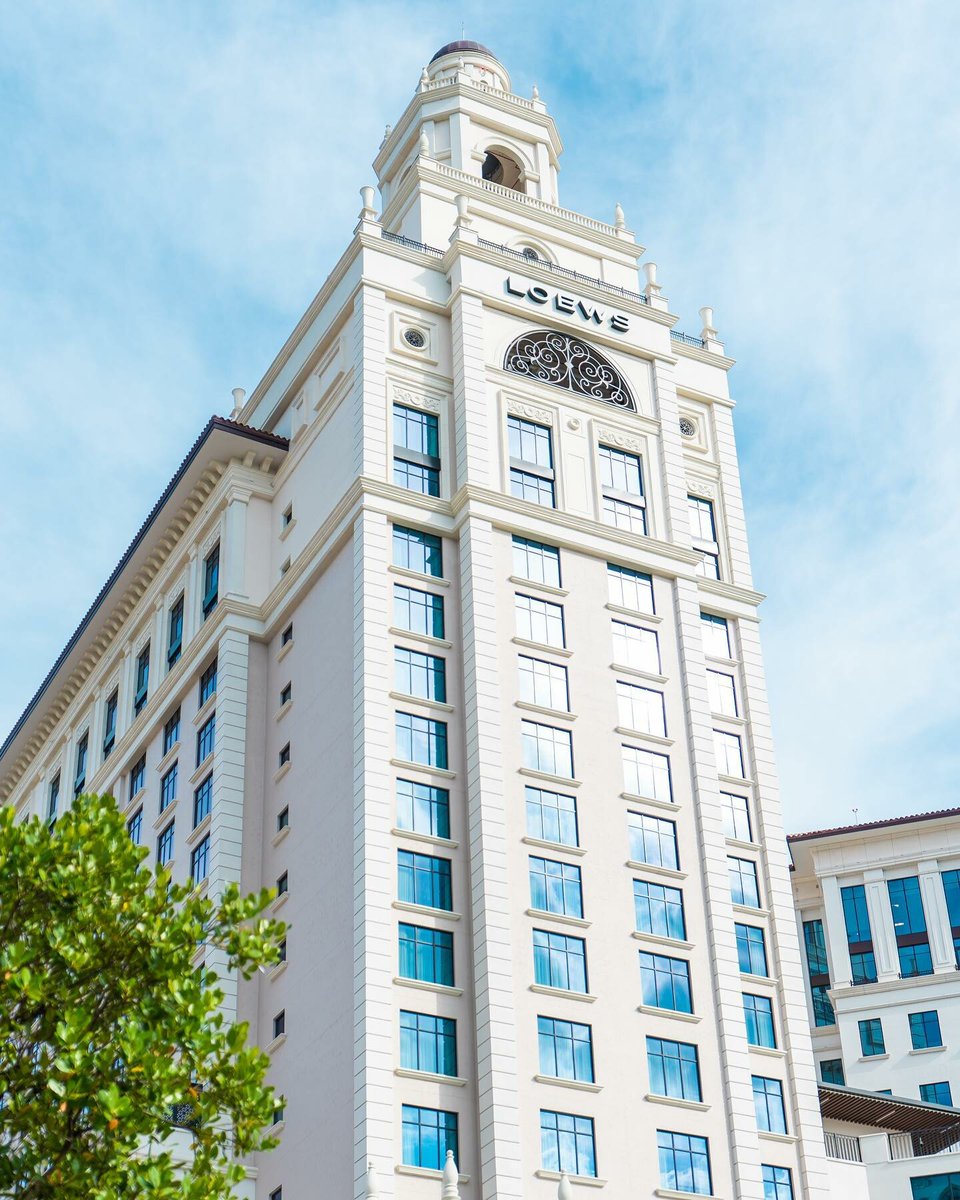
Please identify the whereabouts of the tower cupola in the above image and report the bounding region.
[426,41,511,92]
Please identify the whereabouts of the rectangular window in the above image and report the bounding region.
[612,620,660,674]
[640,951,692,1013]
[280,682,292,707]
[393,404,440,496]
[736,923,768,977]
[538,1017,594,1083]
[513,536,561,588]
[196,714,216,766]
[398,923,454,987]
[190,834,210,884]
[701,612,732,659]
[909,1011,943,1050]
[509,416,555,507]
[752,1075,787,1134]
[102,692,118,757]
[281,622,293,646]
[396,712,448,769]
[277,871,288,895]
[157,820,175,867]
[743,993,776,1048]
[722,793,752,842]
[729,856,761,909]
[920,1082,953,1106]
[540,1110,596,1178]
[73,732,88,797]
[526,786,579,847]
[394,584,445,639]
[202,544,219,618]
[133,644,150,717]
[657,1131,712,1196]
[398,850,452,911]
[714,729,746,778]
[393,525,443,578]
[193,775,212,827]
[400,1011,457,1077]
[159,763,177,811]
[163,708,181,755]
[629,812,679,870]
[47,774,60,829]
[127,806,142,844]
[841,883,877,984]
[859,1018,885,1057]
[397,779,450,840]
[617,682,666,737]
[167,595,184,667]
[820,1059,845,1086]
[941,869,960,965]
[707,670,738,716]
[129,754,146,799]
[522,721,574,778]
[277,806,289,832]
[599,444,646,533]
[634,880,686,941]
[401,1105,458,1171]
[278,742,291,769]
[515,593,565,647]
[199,658,218,706]
[395,647,447,702]
[622,746,672,804]
[519,656,570,712]
[646,1037,701,1102]
[688,495,720,579]
[529,856,583,918]
[762,1164,795,1200]
[608,563,655,614]
[888,876,933,978]
[533,929,588,993]
[802,918,835,1027]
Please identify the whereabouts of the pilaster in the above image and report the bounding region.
[650,359,694,546]
[711,403,755,591]
[863,869,898,981]
[918,860,955,972]
[352,285,389,481]
[451,290,492,490]
[820,875,853,986]
[223,490,250,602]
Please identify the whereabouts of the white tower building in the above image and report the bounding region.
[1,42,831,1200]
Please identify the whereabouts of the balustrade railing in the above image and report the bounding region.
[824,1131,862,1162]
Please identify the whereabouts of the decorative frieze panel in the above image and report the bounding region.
[595,425,642,453]
[391,382,442,414]
[504,397,554,426]
[686,476,717,501]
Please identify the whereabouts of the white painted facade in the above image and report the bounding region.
[2,42,834,1200]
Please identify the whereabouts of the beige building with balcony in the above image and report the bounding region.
[1,40,834,1200]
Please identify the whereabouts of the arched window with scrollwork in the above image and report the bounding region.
[503,329,635,411]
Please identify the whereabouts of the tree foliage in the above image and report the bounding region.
[0,793,285,1198]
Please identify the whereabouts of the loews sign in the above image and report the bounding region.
[505,276,630,333]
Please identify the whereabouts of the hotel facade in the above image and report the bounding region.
[1,42,832,1200]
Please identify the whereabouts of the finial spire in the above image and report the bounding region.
[365,1162,380,1198]
[532,83,540,100]
[614,202,626,230]
[441,1149,461,1199]
[558,1172,573,1200]
[419,129,430,157]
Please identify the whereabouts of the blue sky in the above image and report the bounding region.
[1,2,958,831]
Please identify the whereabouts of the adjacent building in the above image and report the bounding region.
[1,41,833,1200]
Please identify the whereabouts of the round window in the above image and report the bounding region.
[521,247,540,262]
[679,417,696,438]
[403,328,426,349]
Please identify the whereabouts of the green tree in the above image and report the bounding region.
[0,793,285,1198]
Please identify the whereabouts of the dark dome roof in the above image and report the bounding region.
[430,40,497,63]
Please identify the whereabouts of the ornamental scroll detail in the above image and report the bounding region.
[503,329,636,411]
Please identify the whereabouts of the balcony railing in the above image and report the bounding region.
[889,1126,960,1160]
[671,330,706,350]
[824,1132,862,1163]
[477,238,650,306]
[381,230,444,258]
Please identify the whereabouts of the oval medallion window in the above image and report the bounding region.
[504,329,635,411]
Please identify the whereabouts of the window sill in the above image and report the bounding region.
[395,1067,467,1087]
[128,784,147,810]
[155,742,181,776]
[534,1074,602,1094]
[190,757,213,786]
[610,662,668,685]
[389,690,455,714]
[274,761,292,784]
[392,827,459,851]
[621,791,680,814]
[509,575,568,598]
[522,835,585,857]
[153,801,178,830]
[267,1032,287,1054]
[637,1005,700,1024]
[606,602,661,623]
[279,517,297,542]
[725,836,762,853]
[758,1131,798,1145]
[525,907,590,930]
[389,626,453,650]
[644,1093,709,1112]
[274,700,293,723]
[186,814,211,847]
[616,726,673,748]
[277,639,294,663]
[858,1053,889,1062]
[530,984,596,1004]
[655,1190,720,1200]
[272,824,290,848]
[749,1045,785,1059]
[393,976,463,998]
[390,757,456,780]
[632,931,694,951]
[535,1170,605,1188]
[395,1166,470,1183]
[389,565,450,588]
[732,903,770,918]
[713,712,747,728]
[909,1046,945,1055]
[269,960,288,982]
[512,636,573,659]
[626,860,687,882]
[271,892,290,913]
[193,694,217,727]
[516,700,577,722]
[519,767,581,789]
[719,772,755,788]
[392,900,461,922]
[740,972,777,987]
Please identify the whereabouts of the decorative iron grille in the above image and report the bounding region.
[503,329,635,410]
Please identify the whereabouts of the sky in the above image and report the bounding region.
[1,1,958,832]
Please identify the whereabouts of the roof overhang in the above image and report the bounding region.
[819,1083,960,1132]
